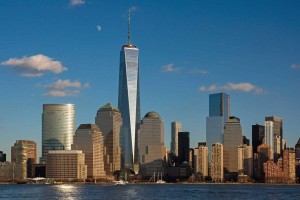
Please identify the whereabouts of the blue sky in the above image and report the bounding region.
[0,0,300,160]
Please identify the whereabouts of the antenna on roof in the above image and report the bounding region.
[128,9,131,45]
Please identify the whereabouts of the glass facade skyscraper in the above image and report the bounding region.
[118,13,141,170]
[40,104,75,163]
[206,93,230,162]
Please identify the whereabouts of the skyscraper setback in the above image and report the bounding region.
[118,11,141,170]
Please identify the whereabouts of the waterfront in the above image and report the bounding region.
[0,184,300,200]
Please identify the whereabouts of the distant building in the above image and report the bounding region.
[72,124,105,178]
[295,138,300,183]
[238,144,253,178]
[178,132,190,165]
[189,148,194,169]
[95,103,122,175]
[41,104,75,163]
[194,143,208,179]
[211,143,223,182]
[0,151,6,162]
[265,116,283,155]
[11,140,37,179]
[223,116,243,181]
[138,112,164,178]
[206,93,230,162]
[242,136,250,146]
[264,121,274,160]
[0,162,23,180]
[252,124,264,154]
[282,148,296,183]
[256,144,271,181]
[171,121,182,156]
[46,150,87,180]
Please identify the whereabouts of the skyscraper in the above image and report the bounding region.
[41,104,75,163]
[95,103,122,175]
[194,143,209,178]
[211,143,223,182]
[223,116,243,180]
[11,140,37,179]
[72,124,106,178]
[118,11,141,170]
[264,121,274,160]
[252,124,265,154]
[171,121,182,156]
[206,93,230,161]
[265,116,283,155]
[178,132,190,164]
[138,112,164,177]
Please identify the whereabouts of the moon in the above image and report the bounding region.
[96,25,101,31]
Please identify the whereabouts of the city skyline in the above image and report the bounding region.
[1,1,300,160]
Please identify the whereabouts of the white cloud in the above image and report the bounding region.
[199,82,263,94]
[1,54,67,77]
[161,64,181,73]
[70,0,85,6]
[44,79,89,97]
[188,69,209,74]
[291,64,300,70]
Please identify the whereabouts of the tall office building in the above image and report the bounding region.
[11,140,37,179]
[282,148,296,183]
[256,144,271,181]
[295,138,300,160]
[95,103,122,175]
[252,124,264,154]
[194,144,209,178]
[170,121,182,156]
[211,143,223,182]
[178,132,190,164]
[265,116,283,155]
[264,121,274,160]
[206,93,230,161]
[72,124,105,178]
[238,144,253,177]
[223,116,243,180]
[41,104,75,163]
[118,11,141,170]
[138,112,164,177]
[0,151,6,162]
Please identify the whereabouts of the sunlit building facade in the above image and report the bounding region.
[95,103,122,175]
[41,104,75,163]
[72,124,105,178]
[194,144,209,178]
[138,112,164,177]
[211,143,223,182]
[264,121,274,160]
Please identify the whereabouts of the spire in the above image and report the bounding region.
[128,9,131,45]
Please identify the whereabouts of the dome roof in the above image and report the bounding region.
[144,111,160,118]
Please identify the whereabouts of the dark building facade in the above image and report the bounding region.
[178,132,190,165]
[0,151,6,162]
[243,136,250,146]
[252,124,265,154]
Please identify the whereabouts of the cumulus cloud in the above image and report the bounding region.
[291,64,300,70]
[161,64,181,73]
[1,54,67,77]
[188,69,209,74]
[199,82,263,94]
[70,0,85,6]
[44,79,89,97]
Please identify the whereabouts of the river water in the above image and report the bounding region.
[0,184,299,199]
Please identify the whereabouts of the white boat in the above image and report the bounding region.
[113,180,127,185]
[156,179,166,184]
[27,177,52,184]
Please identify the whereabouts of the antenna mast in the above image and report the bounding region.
[128,9,131,45]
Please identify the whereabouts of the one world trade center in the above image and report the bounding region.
[118,10,141,171]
